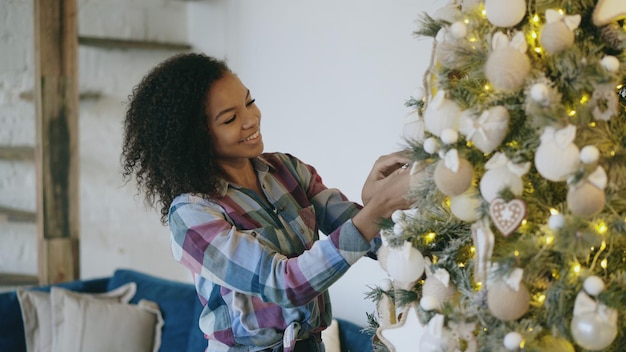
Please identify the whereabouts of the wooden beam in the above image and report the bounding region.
[79,36,192,51]
[0,146,34,161]
[20,90,101,102]
[0,206,36,223]
[34,0,80,285]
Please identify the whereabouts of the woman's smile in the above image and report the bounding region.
[241,130,262,143]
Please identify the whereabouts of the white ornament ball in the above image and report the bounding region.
[487,281,530,321]
[450,21,467,38]
[460,106,510,154]
[583,276,605,296]
[530,83,550,103]
[479,167,523,203]
[449,188,482,222]
[484,0,526,27]
[601,55,620,72]
[548,213,566,230]
[423,96,462,137]
[423,137,439,154]
[485,47,531,92]
[386,244,426,284]
[434,158,474,196]
[567,182,605,217]
[570,312,618,350]
[535,139,580,182]
[420,296,440,311]
[503,332,523,350]
[540,21,575,55]
[580,145,600,164]
[380,278,394,291]
[422,276,457,307]
[440,128,459,145]
[391,209,405,223]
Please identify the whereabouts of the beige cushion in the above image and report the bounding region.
[17,283,137,352]
[50,287,163,352]
[321,319,341,352]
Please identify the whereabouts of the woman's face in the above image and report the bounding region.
[206,72,263,164]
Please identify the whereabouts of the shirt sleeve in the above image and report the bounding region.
[278,153,382,261]
[169,195,372,308]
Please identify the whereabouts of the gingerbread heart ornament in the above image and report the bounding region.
[489,198,527,236]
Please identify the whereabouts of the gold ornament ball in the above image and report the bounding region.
[540,21,575,55]
[434,158,474,196]
[567,182,606,217]
[487,281,530,321]
[536,335,575,352]
[485,47,530,92]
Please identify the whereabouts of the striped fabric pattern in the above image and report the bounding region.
[169,153,378,351]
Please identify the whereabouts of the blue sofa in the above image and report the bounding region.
[0,269,373,352]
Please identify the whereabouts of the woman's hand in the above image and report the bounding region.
[361,151,412,206]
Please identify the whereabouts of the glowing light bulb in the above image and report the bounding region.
[596,222,608,234]
[532,14,540,23]
[549,208,559,215]
[534,47,542,54]
[531,31,537,39]
[536,294,546,303]
[573,264,581,274]
[425,232,436,242]
[545,235,554,245]
[568,110,576,117]
[580,95,589,104]
[514,250,520,257]
[601,259,608,269]
[589,122,596,127]
[484,84,491,91]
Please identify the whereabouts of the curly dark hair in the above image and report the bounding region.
[121,53,231,224]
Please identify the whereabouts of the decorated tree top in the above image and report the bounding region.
[367,1,626,351]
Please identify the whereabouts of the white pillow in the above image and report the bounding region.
[17,283,137,352]
[321,319,341,352]
[50,287,164,352]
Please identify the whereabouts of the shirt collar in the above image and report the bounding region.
[216,155,274,196]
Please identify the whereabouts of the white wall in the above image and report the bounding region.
[0,0,441,326]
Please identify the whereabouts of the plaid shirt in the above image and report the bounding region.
[169,153,378,351]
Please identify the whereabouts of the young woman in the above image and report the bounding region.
[122,53,412,352]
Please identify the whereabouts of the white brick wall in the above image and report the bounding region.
[0,0,193,282]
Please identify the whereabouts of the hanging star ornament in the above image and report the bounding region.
[593,0,626,26]
[378,304,427,352]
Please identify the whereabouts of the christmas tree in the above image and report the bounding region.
[367,1,626,351]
